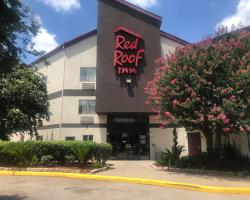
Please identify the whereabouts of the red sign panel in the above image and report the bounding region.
[113,27,144,74]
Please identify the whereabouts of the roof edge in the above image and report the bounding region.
[30,29,190,66]
[30,29,97,65]
[114,0,162,22]
[160,30,190,45]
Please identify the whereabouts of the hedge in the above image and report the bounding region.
[0,141,112,167]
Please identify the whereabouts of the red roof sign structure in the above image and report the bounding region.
[114,26,142,39]
[113,26,144,74]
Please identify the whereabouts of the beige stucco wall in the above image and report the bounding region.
[44,97,62,125]
[61,96,106,124]
[35,51,65,94]
[34,34,98,141]
[64,35,97,89]
[160,36,184,56]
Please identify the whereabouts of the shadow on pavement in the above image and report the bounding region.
[0,195,28,200]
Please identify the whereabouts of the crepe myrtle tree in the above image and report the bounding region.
[0,67,50,140]
[145,29,250,151]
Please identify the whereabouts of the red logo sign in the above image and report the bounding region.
[113,27,144,74]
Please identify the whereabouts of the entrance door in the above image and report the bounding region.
[107,115,150,159]
[188,132,201,156]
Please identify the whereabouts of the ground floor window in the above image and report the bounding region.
[65,136,75,141]
[83,135,93,141]
[79,100,95,114]
[36,135,43,141]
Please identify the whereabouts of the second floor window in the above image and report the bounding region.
[80,67,96,82]
[79,100,95,114]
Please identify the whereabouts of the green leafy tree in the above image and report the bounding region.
[0,68,49,140]
[145,29,250,151]
[0,0,49,140]
[0,0,41,73]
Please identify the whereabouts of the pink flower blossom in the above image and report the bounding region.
[191,91,197,97]
[208,115,214,120]
[240,127,245,132]
[172,99,179,108]
[223,118,230,124]
[185,98,191,104]
[211,104,218,112]
[164,112,171,117]
[170,79,177,84]
[161,120,170,126]
[200,115,205,122]
[217,113,227,120]
[152,108,157,113]
[223,128,230,133]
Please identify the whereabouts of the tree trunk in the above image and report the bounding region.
[0,126,9,141]
[204,133,213,153]
[215,131,222,150]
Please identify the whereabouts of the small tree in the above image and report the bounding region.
[0,67,50,140]
[145,29,250,151]
[0,1,49,140]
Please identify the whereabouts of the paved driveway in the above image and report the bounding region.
[99,160,250,187]
[1,176,250,200]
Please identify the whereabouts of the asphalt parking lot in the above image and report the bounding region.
[0,176,249,200]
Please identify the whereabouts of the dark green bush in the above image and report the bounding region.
[70,142,93,165]
[157,144,250,171]
[174,145,250,171]
[157,145,185,167]
[0,141,112,167]
[40,155,54,166]
[91,143,112,164]
[64,155,77,165]
[0,142,32,166]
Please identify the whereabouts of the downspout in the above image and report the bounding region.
[59,44,66,139]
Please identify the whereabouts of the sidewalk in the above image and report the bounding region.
[98,160,250,187]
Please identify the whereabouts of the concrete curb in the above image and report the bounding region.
[88,166,109,174]
[1,170,250,195]
[0,166,109,174]
[150,163,250,178]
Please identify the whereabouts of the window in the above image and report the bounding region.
[83,135,93,141]
[36,136,43,141]
[79,100,95,114]
[80,68,96,82]
[65,136,75,141]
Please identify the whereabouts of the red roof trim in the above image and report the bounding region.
[160,31,189,45]
[114,26,142,39]
[115,0,162,22]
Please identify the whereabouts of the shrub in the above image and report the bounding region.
[91,143,112,164]
[64,155,77,165]
[0,142,32,166]
[29,141,73,164]
[174,145,250,171]
[71,142,93,166]
[40,155,54,166]
[157,145,185,167]
[0,141,112,167]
